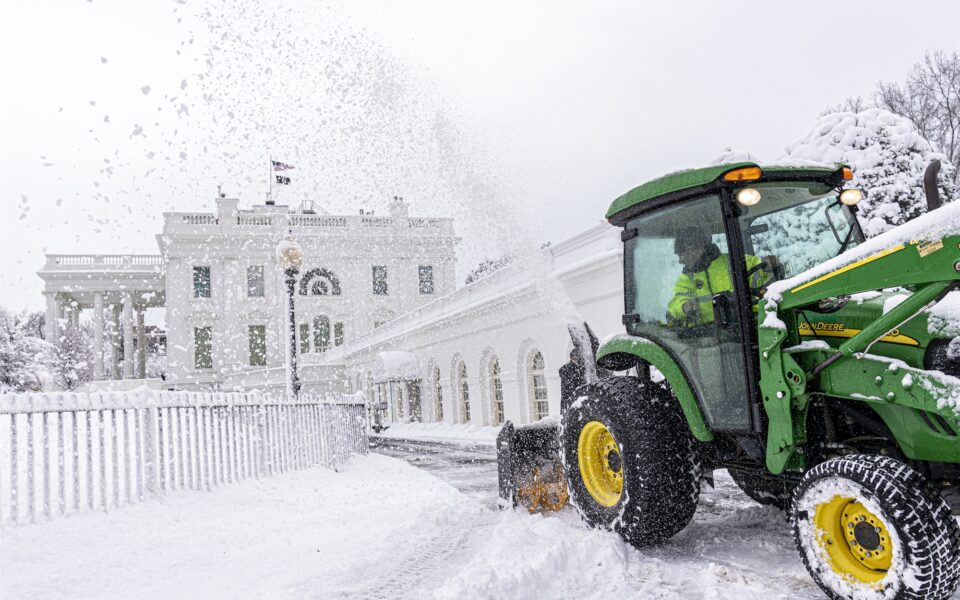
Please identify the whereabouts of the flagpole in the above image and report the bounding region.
[268,155,273,205]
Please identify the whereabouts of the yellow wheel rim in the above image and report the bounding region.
[577,421,623,507]
[813,495,893,584]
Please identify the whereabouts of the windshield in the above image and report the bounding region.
[736,182,864,280]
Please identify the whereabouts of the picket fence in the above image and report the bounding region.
[0,390,368,525]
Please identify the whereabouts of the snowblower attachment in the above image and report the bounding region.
[496,322,602,512]
[497,420,567,512]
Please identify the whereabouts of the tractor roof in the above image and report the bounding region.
[606,161,846,226]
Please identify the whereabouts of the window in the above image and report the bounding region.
[457,361,470,423]
[193,266,211,298]
[418,265,434,294]
[313,315,330,351]
[529,350,548,420]
[433,366,443,421]
[490,358,504,426]
[372,265,388,295]
[194,326,212,369]
[299,323,310,354]
[248,325,266,366]
[246,265,265,297]
[334,322,344,346]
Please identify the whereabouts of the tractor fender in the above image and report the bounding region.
[596,334,713,441]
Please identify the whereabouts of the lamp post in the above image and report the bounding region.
[276,238,304,398]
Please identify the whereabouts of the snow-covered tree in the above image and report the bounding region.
[877,51,960,182]
[0,307,51,393]
[52,323,94,391]
[781,108,957,237]
[464,254,515,285]
[709,147,764,165]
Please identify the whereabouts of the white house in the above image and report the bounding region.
[38,195,625,426]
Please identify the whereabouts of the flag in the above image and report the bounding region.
[276,175,291,185]
[272,160,294,171]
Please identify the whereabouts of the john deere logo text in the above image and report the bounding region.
[797,322,918,346]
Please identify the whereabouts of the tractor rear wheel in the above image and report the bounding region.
[560,376,700,547]
[728,467,796,511]
[792,454,960,600]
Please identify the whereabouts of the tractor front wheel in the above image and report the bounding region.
[792,454,960,599]
[560,376,700,547]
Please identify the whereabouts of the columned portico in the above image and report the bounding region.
[38,255,166,385]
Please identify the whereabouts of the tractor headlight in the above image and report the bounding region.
[737,188,761,207]
[839,189,863,206]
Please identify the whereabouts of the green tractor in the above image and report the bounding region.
[497,161,960,599]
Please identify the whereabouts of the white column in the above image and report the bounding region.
[93,293,105,380]
[53,295,64,346]
[122,292,134,379]
[136,308,146,379]
[69,304,80,328]
[111,305,121,380]
[44,294,57,343]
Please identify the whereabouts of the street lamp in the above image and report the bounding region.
[276,238,304,398]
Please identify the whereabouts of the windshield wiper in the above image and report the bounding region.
[836,222,855,257]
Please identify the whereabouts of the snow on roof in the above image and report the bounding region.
[766,200,960,301]
[373,351,420,382]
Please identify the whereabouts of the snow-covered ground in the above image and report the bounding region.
[3,447,958,600]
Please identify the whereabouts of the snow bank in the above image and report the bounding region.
[0,454,477,600]
[374,421,501,445]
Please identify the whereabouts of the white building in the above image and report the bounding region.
[39,195,624,426]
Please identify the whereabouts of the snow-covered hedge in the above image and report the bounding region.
[782,109,957,237]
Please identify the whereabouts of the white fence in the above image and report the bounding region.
[0,391,368,526]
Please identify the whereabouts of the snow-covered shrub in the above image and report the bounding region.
[782,108,957,237]
[0,308,51,393]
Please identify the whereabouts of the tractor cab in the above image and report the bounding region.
[617,164,863,433]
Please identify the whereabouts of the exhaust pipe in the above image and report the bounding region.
[924,159,942,211]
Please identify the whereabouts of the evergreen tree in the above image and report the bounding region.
[0,308,51,393]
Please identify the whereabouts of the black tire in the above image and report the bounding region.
[728,467,796,511]
[560,376,700,547]
[792,454,960,600]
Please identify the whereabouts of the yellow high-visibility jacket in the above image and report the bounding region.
[667,254,768,325]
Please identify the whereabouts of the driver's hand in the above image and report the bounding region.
[682,299,698,319]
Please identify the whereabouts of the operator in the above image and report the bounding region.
[666,226,776,327]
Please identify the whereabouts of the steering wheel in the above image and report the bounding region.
[747,257,784,299]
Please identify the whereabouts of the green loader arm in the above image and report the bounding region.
[761,235,960,474]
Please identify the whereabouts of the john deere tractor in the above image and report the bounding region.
[497,161,960,599]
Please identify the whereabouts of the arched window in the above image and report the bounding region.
[529,350,549,421]
[490,358,504,426]
[433,366,444,422]
[313,315,330,351]
[457,361,470,423]
[298,268,342,296]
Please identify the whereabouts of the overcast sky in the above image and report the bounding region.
[2,0,959,311]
